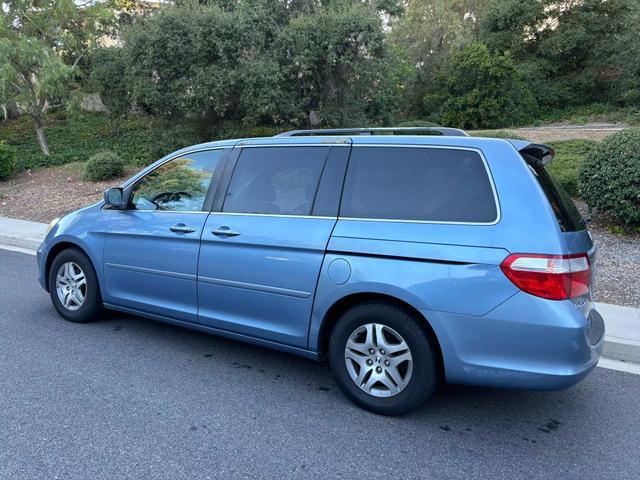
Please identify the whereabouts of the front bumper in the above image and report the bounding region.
[36,241,48,291]
[423,291,604,390]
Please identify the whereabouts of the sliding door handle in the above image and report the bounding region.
[170,224,195,233]
[212,226,240,237]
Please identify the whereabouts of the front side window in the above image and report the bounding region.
[129,150,224,212]
[223,147,328,215]
[340,147,498,223]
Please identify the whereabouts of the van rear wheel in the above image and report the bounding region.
[329,302,439,416]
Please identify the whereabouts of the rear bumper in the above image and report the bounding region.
[422,292,604,390]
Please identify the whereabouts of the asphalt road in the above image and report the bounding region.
[1,249,639,479]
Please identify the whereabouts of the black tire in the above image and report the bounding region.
[48,248,103,323]
[329,302,439,416]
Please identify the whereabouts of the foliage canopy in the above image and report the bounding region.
[122,1,408,130]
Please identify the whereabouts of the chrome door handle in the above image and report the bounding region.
[170,224,195,233]
[212,226,240,237]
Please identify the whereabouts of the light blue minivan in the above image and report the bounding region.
[37,127,604,415]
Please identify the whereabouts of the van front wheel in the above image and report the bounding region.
[328,303,439,416]
[48,248,103,323]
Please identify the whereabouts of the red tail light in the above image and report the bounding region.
[500,253,591,300]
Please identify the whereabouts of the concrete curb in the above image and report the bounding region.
[602,338,640,364]
[0,217,48,251]
[597,303,640,364]
[1,216,639,365]
[0,232,45,251]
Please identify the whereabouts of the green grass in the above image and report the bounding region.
[547,139,598,198]
[470,129,527,140]
[535,104,640,126]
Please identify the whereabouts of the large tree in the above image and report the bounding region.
[89,47,130,134]
[390,0,476,113]
[0,0,110,155]
[278,2,411,126]
[479,0,634,110]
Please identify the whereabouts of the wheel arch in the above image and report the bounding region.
[316,292,444,376]
[44,241,98,292]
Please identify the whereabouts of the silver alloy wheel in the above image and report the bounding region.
[55,262,87,311]
[344,323,413,398]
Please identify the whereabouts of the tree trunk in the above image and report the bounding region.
[33,117,50,156]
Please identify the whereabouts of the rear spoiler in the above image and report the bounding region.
[510,140,555,166]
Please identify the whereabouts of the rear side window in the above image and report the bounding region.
[527,160,585,232]
[223,146,328,215]
[340,147,498,223]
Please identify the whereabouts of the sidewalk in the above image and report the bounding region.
[1,215,639,364]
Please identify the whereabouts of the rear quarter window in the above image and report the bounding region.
[340,146,498,223]
[522,152,585,232]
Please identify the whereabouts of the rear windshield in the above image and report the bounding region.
[526,158,585,232]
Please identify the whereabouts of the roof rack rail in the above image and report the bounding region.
[274,127,469,137]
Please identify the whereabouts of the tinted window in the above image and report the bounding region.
[527,160,585,232]
[223,147,328,215]
[340,147,498,222]
[129,150,223,212]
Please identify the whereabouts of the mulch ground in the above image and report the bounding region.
[0,163,132,223]
[514,125,625,143]
[574,200,640,308]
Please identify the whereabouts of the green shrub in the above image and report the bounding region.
[424,43,536,129]
[0,140,17,179]
[0,113,203,171]
[580,129,640,225]
[242,125,288,138]
[212,123,288,140]
[547,140,597,198]
[84,150,126,181]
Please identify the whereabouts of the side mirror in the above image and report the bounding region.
[104,187,125,209]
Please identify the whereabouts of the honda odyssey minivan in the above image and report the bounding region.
[37,127,604,415]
